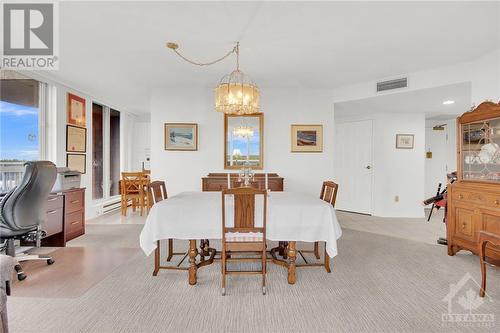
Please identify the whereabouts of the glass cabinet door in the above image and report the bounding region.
[462,117,500,182]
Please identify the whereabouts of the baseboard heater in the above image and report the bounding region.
[102,199,121,214]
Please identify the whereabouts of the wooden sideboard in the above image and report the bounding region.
[41,188,85,247]
[202,173,284,192]
[447,101,500,263]
[448,182,500,262]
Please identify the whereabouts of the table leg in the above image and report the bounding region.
[278,241,288,259]
[324,245,331,273]
[189,239,198,285]
[287,241,296,284]
[153,240,160,276]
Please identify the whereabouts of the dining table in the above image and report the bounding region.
[140,191,342,285]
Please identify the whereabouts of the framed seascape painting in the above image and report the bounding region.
[67,93,86,127]
[291,124,323,152]
[164,123,198,151]
[396,134,414,149]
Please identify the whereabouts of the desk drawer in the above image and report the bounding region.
[46,195,63,211]
[65,190,84,214]
[65,210,84,235]
[43,207,63,237]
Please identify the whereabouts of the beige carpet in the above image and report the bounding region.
[7,225,500,333]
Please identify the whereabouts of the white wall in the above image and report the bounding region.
[335,112,426,218]
[332,49,500,107]
[150,87,334,196]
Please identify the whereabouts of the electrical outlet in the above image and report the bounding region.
[395,195,399,202]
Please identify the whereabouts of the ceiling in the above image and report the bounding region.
[41,1,499,113]
[334,82,471,119]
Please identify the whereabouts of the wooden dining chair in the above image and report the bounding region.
[479,231,500,297]
[296,181,338,271]
[120,172,150,216]
[221,187,267,296]
[148,181,183,261]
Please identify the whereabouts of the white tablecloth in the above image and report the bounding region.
[140,191,342,257]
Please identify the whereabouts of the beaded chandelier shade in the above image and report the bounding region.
[166,42,260,115]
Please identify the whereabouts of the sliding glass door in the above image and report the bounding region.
[92,103,120,201]
[109,109,120,196]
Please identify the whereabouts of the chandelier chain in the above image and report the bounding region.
[171,43,238,67]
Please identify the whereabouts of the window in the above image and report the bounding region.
[0,71,46,192]
[92,103,104,199]
[91,103,121,201]
[109,109,120,196]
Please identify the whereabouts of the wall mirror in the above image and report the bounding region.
[224,113,263,169]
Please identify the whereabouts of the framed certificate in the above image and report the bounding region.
[67,153,86,174]
[66,125,87,152]
[67,93,86,127]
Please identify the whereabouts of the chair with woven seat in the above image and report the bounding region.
[148,181,188,276]
[479,231,500,297]
[221,187,267,296]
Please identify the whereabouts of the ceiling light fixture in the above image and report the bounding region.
[166,41,260,115]
[443,100,455,105]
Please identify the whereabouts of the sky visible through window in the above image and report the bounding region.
[0,100,39,161]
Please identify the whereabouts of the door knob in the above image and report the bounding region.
[366,165,371,169]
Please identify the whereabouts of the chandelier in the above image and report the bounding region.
[233,125,254,138]
[166,41,260,115]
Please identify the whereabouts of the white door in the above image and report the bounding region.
[424,126,448,199]
[334,120,373,214]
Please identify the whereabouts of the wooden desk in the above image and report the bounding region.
[41,188,85,247]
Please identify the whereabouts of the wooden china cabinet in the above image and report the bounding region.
[447,101,500,262]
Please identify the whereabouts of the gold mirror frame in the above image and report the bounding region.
[224,113,264,170]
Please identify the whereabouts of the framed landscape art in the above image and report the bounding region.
[164,123,198,151]
[396,134,414,149]
[67,93,86,127]
[291,124,323,152]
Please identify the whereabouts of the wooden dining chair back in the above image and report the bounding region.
[120,172,150,216]
[221,187,267,295]
[320,181,339,206]
[479,231,500,297]
[148,180,167,205]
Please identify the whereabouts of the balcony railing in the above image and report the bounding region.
[0,162,25,193]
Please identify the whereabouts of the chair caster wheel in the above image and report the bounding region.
[262,287,266,295]
[47,258,55,265]
[17,272,27,281]
[222,288,226,296]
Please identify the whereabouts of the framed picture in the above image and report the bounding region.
[67,93,86,127]
[396,134,414,149]
[291,124,323,152]
[67,153,86,174]
[164,123,198,151]
[66,125,87,152]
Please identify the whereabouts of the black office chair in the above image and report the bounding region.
[0,161,57,280]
